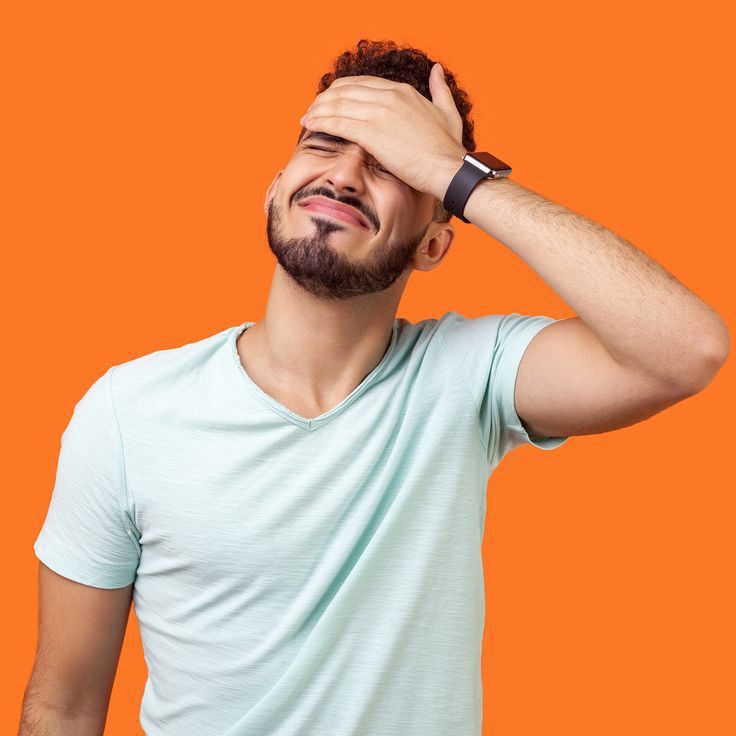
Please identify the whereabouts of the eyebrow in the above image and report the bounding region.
[298,129,388,170]
[300,131,356,147]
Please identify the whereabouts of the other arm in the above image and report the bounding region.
[18,563,134,735]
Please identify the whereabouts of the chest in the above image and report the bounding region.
[125,411,484,585]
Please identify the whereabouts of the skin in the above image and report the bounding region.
[237,121,458,419]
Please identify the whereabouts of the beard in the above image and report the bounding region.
[266,196,430,301]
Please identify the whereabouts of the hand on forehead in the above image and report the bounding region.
[298,66,466,198]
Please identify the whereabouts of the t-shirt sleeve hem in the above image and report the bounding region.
[34,533,137,589]
[502,318,571,451]
[507,422,570,450]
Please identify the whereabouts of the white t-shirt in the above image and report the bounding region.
[34,311,569,735]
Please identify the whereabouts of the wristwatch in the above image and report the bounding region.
[443,151,512,223]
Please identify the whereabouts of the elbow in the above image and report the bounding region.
[678,322,730,395]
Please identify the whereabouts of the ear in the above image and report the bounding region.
[411,220,455,273]
[264,171,284,217]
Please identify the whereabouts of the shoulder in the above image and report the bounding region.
[109,322,239,408]
[434,310,504,347]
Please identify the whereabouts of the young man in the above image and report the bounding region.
[23,40,728,736]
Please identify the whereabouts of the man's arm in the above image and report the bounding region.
[429,168,729,438]
[18,562,134,735]
[514,315,716,440]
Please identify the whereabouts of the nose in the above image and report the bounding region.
[322,149,368,196]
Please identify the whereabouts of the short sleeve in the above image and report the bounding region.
[437,311,571,468]
[33,365,141,588]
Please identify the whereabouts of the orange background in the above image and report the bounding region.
[4,1,734,734]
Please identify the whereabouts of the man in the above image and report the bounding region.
[22,39,728,736]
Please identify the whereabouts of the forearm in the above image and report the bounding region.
[444,171,728,388]
[18,695,106,735]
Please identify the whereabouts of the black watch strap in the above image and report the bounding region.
[443,152,512,223]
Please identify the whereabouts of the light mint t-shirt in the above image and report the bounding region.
[33,311,570,736]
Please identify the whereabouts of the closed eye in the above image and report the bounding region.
[303,146,394,176]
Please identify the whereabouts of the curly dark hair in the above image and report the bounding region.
[296,39,476,223]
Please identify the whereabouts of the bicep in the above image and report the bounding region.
[514,316,693,439]
[30,561,133,716]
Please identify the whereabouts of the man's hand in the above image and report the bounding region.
[299,63,467,199]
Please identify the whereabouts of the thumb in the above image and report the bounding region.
[429,62,457,113]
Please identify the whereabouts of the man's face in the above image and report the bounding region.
[264,129,444,301]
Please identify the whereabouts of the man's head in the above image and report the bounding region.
[264,39,477,302]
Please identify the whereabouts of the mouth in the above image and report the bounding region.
[298,197,370,230]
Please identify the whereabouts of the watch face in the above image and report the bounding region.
[466,151,512,174]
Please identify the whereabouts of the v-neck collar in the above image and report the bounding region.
[228,319,400,431]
